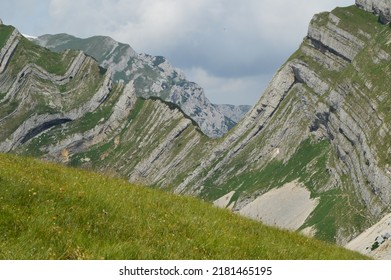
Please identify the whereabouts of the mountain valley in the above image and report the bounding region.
[1,0,391,259]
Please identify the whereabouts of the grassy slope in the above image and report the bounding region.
[0,153,367,260]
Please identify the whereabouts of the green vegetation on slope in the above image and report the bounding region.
[0,25,13,49]
[202,139,330,206]
[8,36,77,77]
[201,138,369,243]
[0,153,367,260]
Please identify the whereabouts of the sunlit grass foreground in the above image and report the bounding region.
[0,153,367,260]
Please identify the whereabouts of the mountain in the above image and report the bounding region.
[213,104,253,123]
[176,1,391,250]
[1,0,391,259]
[33,33,249,138]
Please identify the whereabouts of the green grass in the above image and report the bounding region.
[35,49,69,74]
[70,140,114,167]
[5,36,79,78]
[332,5,380,36]
[0,25,14,49]
[300,189,341,241]
[202,138,331,202]
[0,153,368,260]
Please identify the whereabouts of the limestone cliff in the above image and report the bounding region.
[174,2,391,247]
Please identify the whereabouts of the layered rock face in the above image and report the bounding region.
[174,3,391,249]
[213,104,252,123]
[0,23,206,189]
[34,34,249,138]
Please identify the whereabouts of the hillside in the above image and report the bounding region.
[0,153,367,260]
[172,1,391,249]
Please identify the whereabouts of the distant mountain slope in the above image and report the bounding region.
[213,104,252,123]
[0,23,207,188]
[34,33,250,138]
[0,152,367,260]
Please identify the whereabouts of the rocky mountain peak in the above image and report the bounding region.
[356,0,391,24]
[0,18,3,25]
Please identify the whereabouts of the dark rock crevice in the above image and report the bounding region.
[21,118,72,144]
[308,38,352,63]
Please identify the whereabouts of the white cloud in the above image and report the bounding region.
[110,1,199,51]
[47,0,212,51]
[49,0,71,17]
[186,67,271,105]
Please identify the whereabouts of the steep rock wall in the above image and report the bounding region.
[174,4,391,245]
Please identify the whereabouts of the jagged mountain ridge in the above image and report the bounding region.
[1,0,391,259]
[33,33,249,138]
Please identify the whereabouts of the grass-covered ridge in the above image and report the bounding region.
[0,153,367,260]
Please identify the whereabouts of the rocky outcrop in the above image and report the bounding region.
[0,64,113,152]
[356,0,391,24]
[176,61,297,194]
[129,118,192,182]
[213,104,252,123]
[42,81,137,158]
[0,29,20,74]
[307,14,365,63]
[324,88,391,218]
[0,26,205,191]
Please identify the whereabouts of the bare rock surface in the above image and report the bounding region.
[239,181,319,231]
[213,191,236,209]
[346,213,391,259]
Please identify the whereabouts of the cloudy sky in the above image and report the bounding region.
[1,0,354,105]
